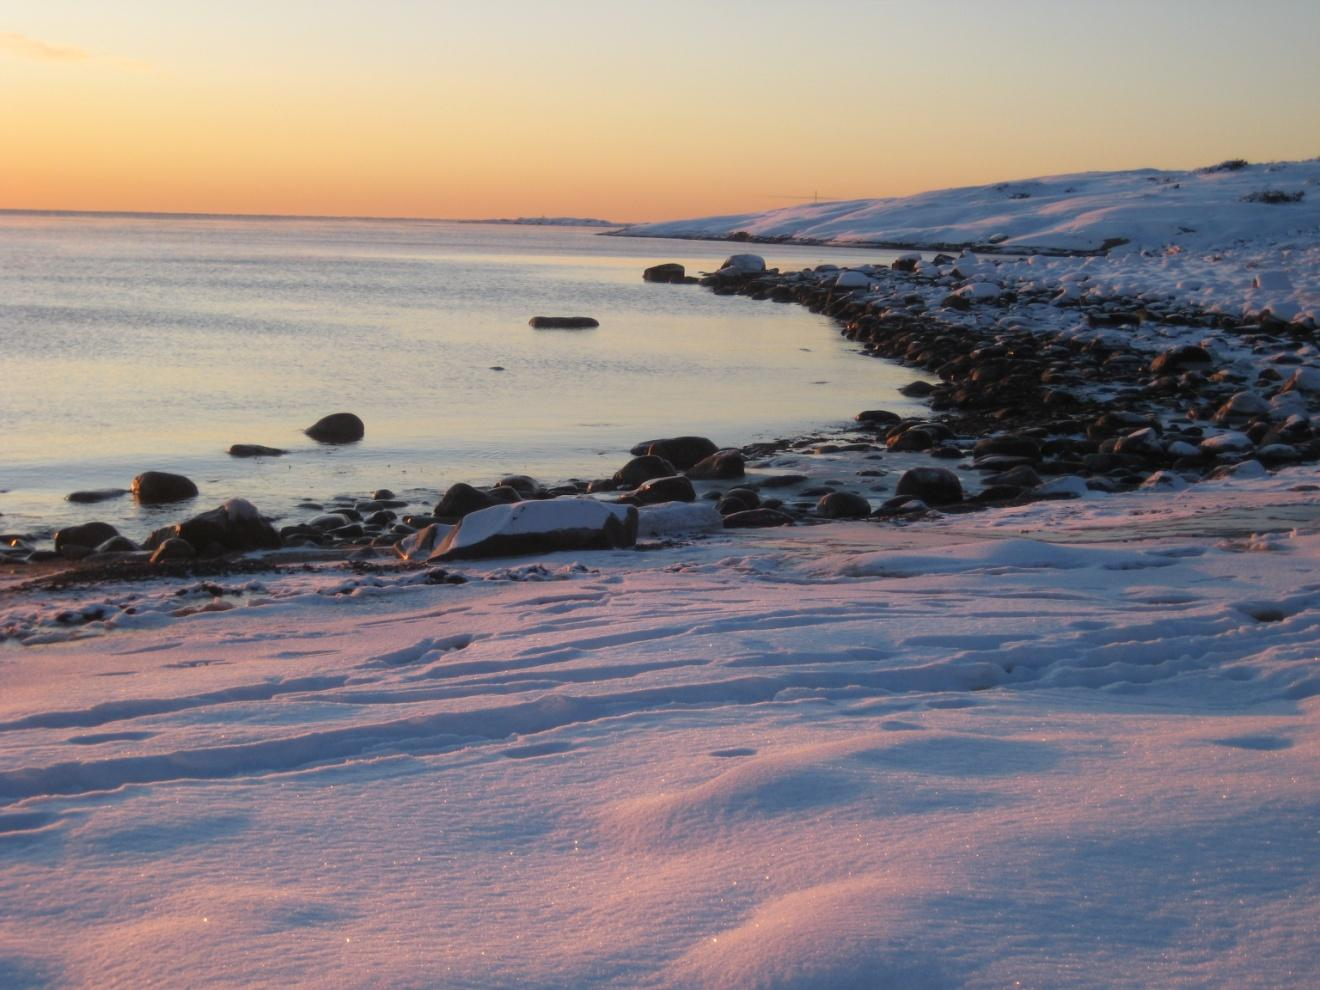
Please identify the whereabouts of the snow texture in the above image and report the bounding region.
[1,465,1318,988]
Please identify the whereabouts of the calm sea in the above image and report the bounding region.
[0,213,920,538]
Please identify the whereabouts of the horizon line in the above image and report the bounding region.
[0,207,632,226]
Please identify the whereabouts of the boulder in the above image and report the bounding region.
[172,499,281,556]
[855,409,902,427]
[305,412,365,444]
[150,537,196,564]
[1149,345,1212,375]
[614,455,678,488]
[722,508,794,529]
[895,467,963,506]
[54,521,120,555]
[435,483,497,520]
[898,381,935,398]
[816,492,872,518]
[643,263,686,283]
[973,434,1040,460]
[528,316,599,329]
[94,536,141,554]
[891,253,921,272]
[639,436,719,470]
[718,254,765,274]
[394,523,456,562]
[429,499,638,561]
[496,475,542,497]
[1214,392,1271,422]
[131,471,199,505]
[65,488,129,504]
[685,449,745,481]
[636,502,724,538]
[229,444,286,458]
[623,475,696,505]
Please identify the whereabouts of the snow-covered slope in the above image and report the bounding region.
[623,159,1320,254]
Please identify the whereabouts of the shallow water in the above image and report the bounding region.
[0,214,920,537]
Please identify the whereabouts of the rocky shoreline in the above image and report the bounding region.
[4,249,1317,596]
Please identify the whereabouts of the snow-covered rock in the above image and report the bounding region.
[636,501,724,538]
[431,498,638,561]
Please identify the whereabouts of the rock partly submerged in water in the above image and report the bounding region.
[632,436,720,471]
[54,521,121,556]
[229,444,287,458]
[305,412,365,444]
[65,488,130,504]
[170,498,282,556]
[895,467,964,506]
[642,263,687,284]
[423,499,638,562]
[131,471,199,505]
[529,316,599,329]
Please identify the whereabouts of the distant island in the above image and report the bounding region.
[462,216,623,228]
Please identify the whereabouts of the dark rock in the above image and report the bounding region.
[899,381,935,397]
[487,486,523,505]
[816,492,872,518]
[895,467,963,506]
[886,428,935,452]
[496,476,542,497]
[640,436,719,470]
[758,474,809,489]
[150,537,196,564]
[305,412,365,444]
[973,485,1026,503]
[95,535,141,553]
[372,489,396,500]
[228,444,286,458]
[436,483,496,520]
[529,316,599,329]
[722,508,794,529]
[131,471,199,505]
[855,409,902,427]
[173,499,281,556]
[66,488,129,504]
[643,263,686,283]
[614,455,678,487]
[685,449,745,481]
[973,434,1040,459]
[983,465,1042,489]
[623,475,696,505]
[54,521,119,554]
[1150,345,1213,375]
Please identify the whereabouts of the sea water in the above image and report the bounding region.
[0,213,921,537]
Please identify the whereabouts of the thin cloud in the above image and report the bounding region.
[0,31,158,73]
[0,31,91,62]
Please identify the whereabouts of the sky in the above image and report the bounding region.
[2,0,1318,221]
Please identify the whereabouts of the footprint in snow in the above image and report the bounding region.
[1209,734,1293,751]
[502,741,575,760]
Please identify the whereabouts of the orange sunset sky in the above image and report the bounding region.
[3,0,1318,222]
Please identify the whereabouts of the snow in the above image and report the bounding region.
[3,160,1320,984]
[621,159,1320,327]
[1,465,1318,987]
[436,497,635,557]
[625,160,1320,256]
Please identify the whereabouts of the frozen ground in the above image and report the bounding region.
[2,467,1318,988]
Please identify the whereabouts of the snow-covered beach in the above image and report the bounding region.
[2,470,1319,988]
[3,160,1319,988]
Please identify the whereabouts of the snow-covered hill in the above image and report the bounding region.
[623,159,1320,255]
